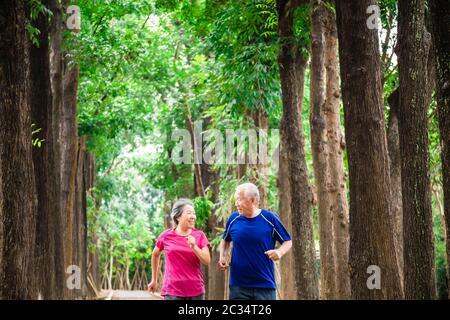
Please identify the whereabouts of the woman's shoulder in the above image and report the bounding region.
[191,228,207,237]
[158,228,173,238]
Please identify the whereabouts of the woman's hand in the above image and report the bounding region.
[186,235,196,249]
[148,280,157,294]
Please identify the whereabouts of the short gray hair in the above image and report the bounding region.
[236,183,260,203]
[170,198,194,225]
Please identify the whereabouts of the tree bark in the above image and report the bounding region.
[30,0,65,299]
[430,0,450,300]
[277,0,319,299]
[207,172,226,300]
[323,4,350,299]
[335,0,403,299]
[49,0,66,299]
[73,136,88,297]
[250,108,269,209]
[398,0,436,299]
[61,64,80,298]
[84,151,97,296]
[386,89,404,290]
[0,0,37,299]
[310,0,336,299]
[278,139,297,299]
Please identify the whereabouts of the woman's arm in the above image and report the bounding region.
[148,246,161,293]
[187,235,211,265]
[192,245,211,265]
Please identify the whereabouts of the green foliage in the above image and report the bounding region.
[193,195,214,231]
[31,124,45,148]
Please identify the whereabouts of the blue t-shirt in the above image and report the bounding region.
[222,209,292,289]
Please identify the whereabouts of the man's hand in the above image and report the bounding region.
[148,280,157,294]
[218,256,229,271]
[265,249,282,261]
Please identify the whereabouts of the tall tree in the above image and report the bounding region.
[30,0,65,299]
[335,0,403,299]
[398,0,436,299]
[0,0,37,299]
[310,1,350,299]
[323,3,350,299]
[277,0,319,299]
[278,141,297,299]
[386,88,404,288]
[430,0,450,299]
[61,62,80,298]
[73,136,89,297]
[310,0,336,299]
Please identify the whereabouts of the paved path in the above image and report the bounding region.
[110,290,162,300]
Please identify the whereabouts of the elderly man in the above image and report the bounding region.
[218,183,292,300]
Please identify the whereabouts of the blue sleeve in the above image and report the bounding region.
[270,212,292,244]
[222,213,237,242]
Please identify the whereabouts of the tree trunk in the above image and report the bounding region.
[323,5,350,299]
[278,139,297,299]
[250,108,269,209]
[61,64,80,298]
[277,0,319,299]
[85,153,100,296]
[49,0,66,299]
[398,0,436,299]
[310,0,336,299]
[386,89,404,290]
[30,0,65,299]
[207,171,226,300]
[0,0,37,299]
[73,136,88,298]
[430,0,450,300]
[335,0,403,299]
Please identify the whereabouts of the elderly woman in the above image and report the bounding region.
[148,198,211,300]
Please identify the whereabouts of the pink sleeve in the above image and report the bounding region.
[156,237,164,250]
[197,232,210,249]
[156,230,169,250]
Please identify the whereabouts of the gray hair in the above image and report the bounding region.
[170,198,194,225]
[236,183,260,203]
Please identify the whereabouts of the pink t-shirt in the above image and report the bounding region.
[156,228,210,297]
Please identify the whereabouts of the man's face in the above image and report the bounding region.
[234,189,255,216]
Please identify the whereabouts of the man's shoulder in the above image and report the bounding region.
[260,209,280,220]
[228,212,240,220]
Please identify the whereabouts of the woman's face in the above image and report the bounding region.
[177,205,196,228]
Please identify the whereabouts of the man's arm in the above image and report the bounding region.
[218,239,231,271]
[265,240,292,261]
